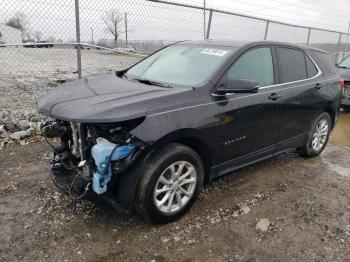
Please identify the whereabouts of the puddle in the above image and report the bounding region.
[321,141,350,177]
[329,111,350,146]
[324,161,350,177]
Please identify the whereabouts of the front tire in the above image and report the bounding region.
[299,112,331,157]
[135,143,204,224]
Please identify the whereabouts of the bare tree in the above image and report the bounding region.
[34,31,42,42]
[102,9,124,48]
[6,12,29,31]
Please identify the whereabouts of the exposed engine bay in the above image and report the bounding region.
[41,120,146,200]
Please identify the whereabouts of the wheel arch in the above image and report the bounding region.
[152,129,213,184]
[109,128,213,211]
[322,106,336,129]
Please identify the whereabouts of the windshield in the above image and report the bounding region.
[126,44,237,86]
[339,55,350,68]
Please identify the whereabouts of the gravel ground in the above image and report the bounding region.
[0,48,141,148]
[0,48,141,128]
[0,113,350,262]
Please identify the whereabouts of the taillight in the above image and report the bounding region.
[339,79,345,89]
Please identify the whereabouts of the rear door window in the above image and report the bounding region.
[277,47,308,83]
[227,47,274,87]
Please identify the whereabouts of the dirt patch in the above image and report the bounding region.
[1,123,350,261]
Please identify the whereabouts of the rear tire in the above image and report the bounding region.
[299,112,331,157]
[135,143,204,224]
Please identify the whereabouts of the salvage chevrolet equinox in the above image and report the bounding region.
[38,40,342,223]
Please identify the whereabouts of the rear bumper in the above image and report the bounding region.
[341,97,350,106]
[342,83,350,105]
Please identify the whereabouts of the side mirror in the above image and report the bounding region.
[216,79,260,95]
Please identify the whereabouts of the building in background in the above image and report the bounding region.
[0,24,22,47]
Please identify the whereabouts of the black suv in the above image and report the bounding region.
[38,40,342,223]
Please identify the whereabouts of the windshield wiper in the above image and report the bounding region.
[337,65,349,69]
[131,78,173,88]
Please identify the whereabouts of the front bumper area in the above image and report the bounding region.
[50,163,90,199]
[43,119,147,204]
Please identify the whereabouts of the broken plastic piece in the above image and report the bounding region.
[91,137,135,194]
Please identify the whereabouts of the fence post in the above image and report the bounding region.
[343,22,350,60]
[306,28,311,45]
[125,12,128,46]
[203,0,206,39]
[206,9,213,39]
[75,0,82,79]
[264,21,269,40]
[337,32,342,52]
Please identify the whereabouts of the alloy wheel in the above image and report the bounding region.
[153,161,197,214]
[311,119,329,152]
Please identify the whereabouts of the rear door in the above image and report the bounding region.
[273,46,326,151]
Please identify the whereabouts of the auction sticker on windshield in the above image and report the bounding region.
[201,48,228,56]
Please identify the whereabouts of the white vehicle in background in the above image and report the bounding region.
[330,52,350,65]
[115,45,136,54]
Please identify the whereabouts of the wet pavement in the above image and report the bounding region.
[330,110,350,146]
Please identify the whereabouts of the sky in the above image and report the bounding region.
[190,0,350,31]
[1,0,350,44]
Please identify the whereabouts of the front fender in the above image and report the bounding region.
[108,128,213,211]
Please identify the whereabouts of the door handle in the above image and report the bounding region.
[314,83,322,89]
[268,93,282,100]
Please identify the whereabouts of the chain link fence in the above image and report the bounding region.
[2,0,350,78]
[1,0,350,120]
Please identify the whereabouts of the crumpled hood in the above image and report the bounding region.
[37,72,186,123]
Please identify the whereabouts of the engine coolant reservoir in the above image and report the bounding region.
[91,137,135,194]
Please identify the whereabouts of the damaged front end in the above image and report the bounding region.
[42,119,147,200]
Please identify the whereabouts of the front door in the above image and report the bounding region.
[211,46,283,174]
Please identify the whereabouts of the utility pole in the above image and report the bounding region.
[90,26,94,45]
[203,0,206,39]
[125,12,128,46]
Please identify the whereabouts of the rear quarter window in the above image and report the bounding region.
[305,53,318,78]
[310,50,336,74]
